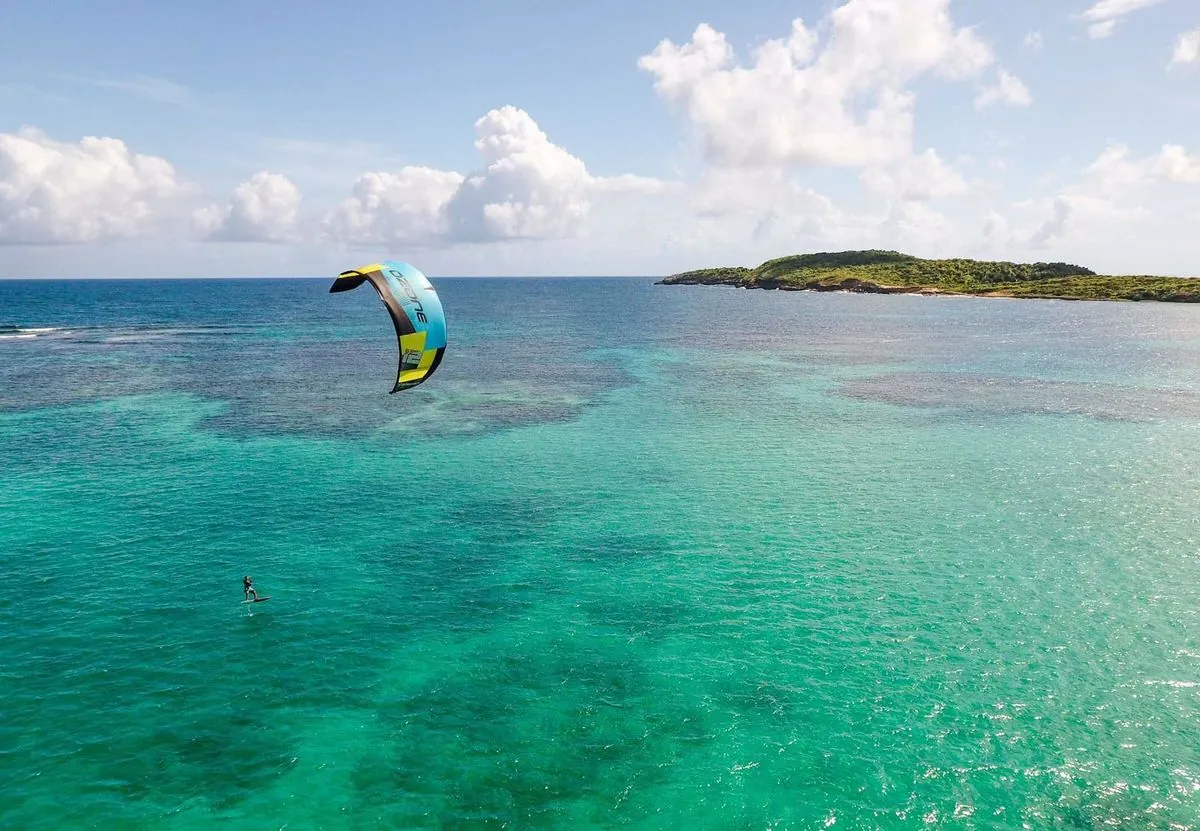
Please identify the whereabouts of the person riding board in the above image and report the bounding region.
[243,575,258,601]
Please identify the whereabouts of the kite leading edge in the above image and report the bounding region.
[329,260,447,394]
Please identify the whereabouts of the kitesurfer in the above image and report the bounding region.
[243,575,258,601]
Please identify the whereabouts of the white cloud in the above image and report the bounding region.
[324,106,669,247]
[1084,143,1150,196]
[975,69,1033,110]
[1084,142,1200,193]
[649,164,888,256]
[980,210,1009,242]
[1005,193,1118,252]
[690,168,815,219]
[1026,196,1073,248]
[52,72,192,106]
[0,126,193,244]
[637,0,1008,170]
[443,106,599,242]
[589,173,671,195]
[6,0,1197,280]
[193,172,303,243]
[886,201,953,249]
[1152,144,1200,183]
[1003,141,1200,253]
[86,75,191,106]
[1079,0,1168,39]
[322,167,464,247]
[1169,28,1200,68]
[860,149,969,201]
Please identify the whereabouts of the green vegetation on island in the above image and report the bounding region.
[657,251,1200,303]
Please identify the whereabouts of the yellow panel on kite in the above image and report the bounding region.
[400,332,427,355]
[399,349,438,385]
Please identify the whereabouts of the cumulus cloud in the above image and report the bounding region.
[1084,143,1151,196]
[975,69,1033,110]
[443,106,597,242]
[1024,31,1044,50]
[324,106,669,247]
[636,0,1021,171]
[193,172,303,242]
[321,167,464,247]
[1169,27,1200,68]
[1151,145,1200,183]
[1001,141,1200,252]
[0,126,192,244]
[1079,0,1168,39]
[860,149,969,201]
[1084,142,1200,194]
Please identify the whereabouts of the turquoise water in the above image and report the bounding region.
[2,278,1200,829]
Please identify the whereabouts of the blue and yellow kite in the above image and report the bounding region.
[329,260,447,393]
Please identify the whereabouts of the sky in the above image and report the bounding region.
[0,0,1198,278]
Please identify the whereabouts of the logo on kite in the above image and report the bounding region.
[329,260,448,394]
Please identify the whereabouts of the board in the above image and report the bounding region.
[243,596,271,603]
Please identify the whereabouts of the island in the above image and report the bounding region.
[656,250,1200,303]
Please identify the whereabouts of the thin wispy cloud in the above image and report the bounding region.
[1078,0,1170,40]
[258,136,397,161]
[58,72,191,105]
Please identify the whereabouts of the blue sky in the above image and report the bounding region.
[1,0,1198,278]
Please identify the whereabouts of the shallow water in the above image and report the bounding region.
[2,277,1199,829]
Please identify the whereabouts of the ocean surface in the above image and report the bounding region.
[2,276,1199,830]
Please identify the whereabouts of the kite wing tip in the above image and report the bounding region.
[330,269,369,293]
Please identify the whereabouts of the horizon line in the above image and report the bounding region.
[0,274,668,281]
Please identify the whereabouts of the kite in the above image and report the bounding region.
[329,260,447,393]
